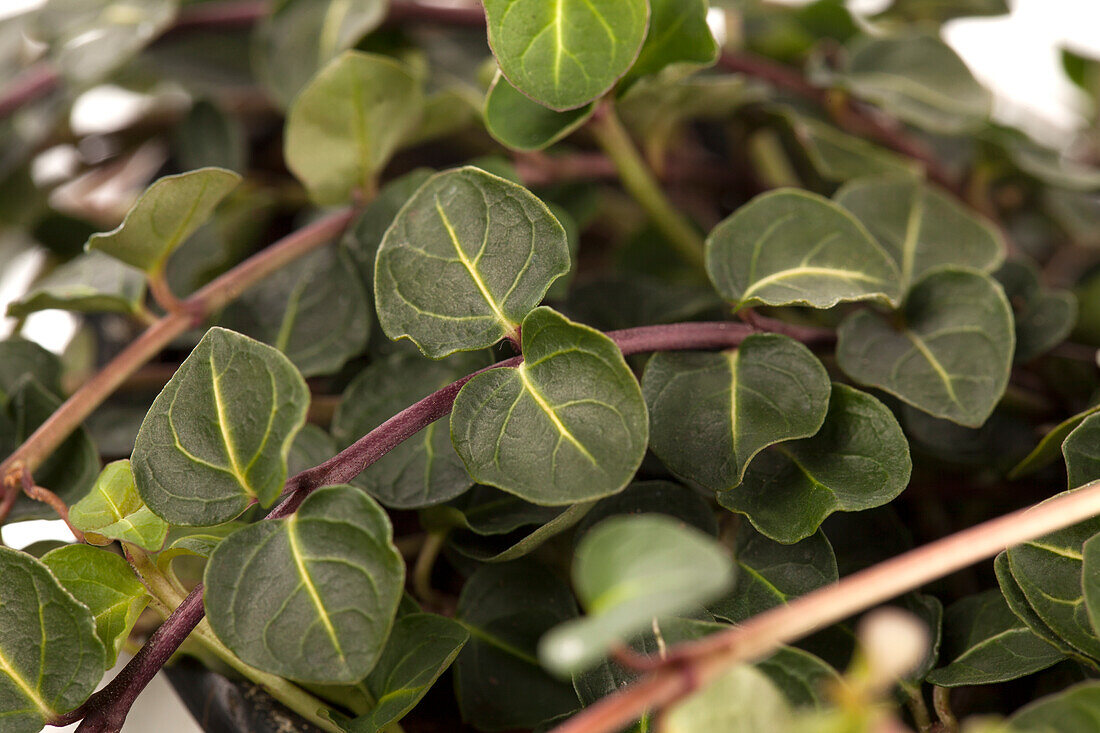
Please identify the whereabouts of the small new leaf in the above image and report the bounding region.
[86,168,241,273]
[375,167,570,358]
[706,189,901,310]
[204,485,404,684]
[132,328,309,526]
[451,307,648,505]
[70,460,168,552]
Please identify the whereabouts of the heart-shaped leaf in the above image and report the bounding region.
[221,243,370,377]
[252,0,390,108]
[927,589,1066,687]
[69,460,168,552]
[453,561,580,731]
[995,261,1077,363]
[835,175,1005,291]
[41,544,150,668]
[87,168,241,273]
[333,351,484,508]
[204,485,404,684]
[625,0,717,83]
[836,268,1015,427]
[642,333,831,491]
[285,51,423,206]
[0,547,105,733]
[539,514,734,675]
[132,327,309,526]
[484,74,596,151]
[482,0,649,111]
[710,525,837,624]
[706,189,901,310]
[451,307,648,505]
[5,251,146,319]
[1004,492,1100,659]
[336,613,468,733]
[375,167,570,358]
[718,384,911,544]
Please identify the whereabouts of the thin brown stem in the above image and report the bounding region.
[933,687,958,733]
[23,482,84,542]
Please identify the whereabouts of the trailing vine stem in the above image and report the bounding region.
[58,317,830,731]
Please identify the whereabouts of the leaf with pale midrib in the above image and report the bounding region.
[204,485,404,684]
[70,460,168,552]
[450,307,648,505]
[375,167,570,358]
[86,168,241,273]
[0,547,105,733]
[482,0,649,111]
[131,327,309,526]
[836,267,1015,427]
[624,0,717,84]
[705,189,901,310]
[643,333,831,492]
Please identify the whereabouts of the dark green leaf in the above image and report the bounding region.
[6,251,146,319]
[0,337,61,399]
[284,51,423,205]
[875,0,1010,23]
[204,485,404,683]
[0,547,105,732]
[776,107,918,183]
[483,0,649,111]
[453,561,579,731]
[626,0,717,83]
[41,544,149,668]
[718,384,911,544]
[710,526,837,624]
[927,589,1066,687]
[756,647,840,709]
[994,551,1080,657]
[995,261,1077,363]
[643,334,831,491]
[1009,404,1100,480]
[173,100,246,173]
[1008,682,1100,731]
[836,268,1015,427]
[288,424,337,476]
[484,74,595,151]
[705,189,901,310]
[448,501,594,564]
[87,168,241,273]
[337,613,468,733]
[539,514,734,674]
[573,479,718,541]
[1063,412,1100,489]
[451,307,648,505]
[253,0,390,108]
[69,460,168,552]
[835,175,1005,291]
[132,327,309,526]
[422,485,563,536]
[334,351,485,508]
[375,167,570,358]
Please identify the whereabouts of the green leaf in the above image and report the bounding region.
[484,74,595,151]
[718,384,911,544]
[422,485,563,536]
[375,167,570,358]
[204,485,404,684]
[7,378,99,522]
[664,665,792,733]
[834,175,1005,291]
[6,251,146,319]
[173,100,246,173]
[642,333,831,491]
[1004,491,1100,659]
[927,589,1066,687]
[710,526,837,624]
[86,168,241,273]
[253,0,390,108]
[155,522,247,570]
[41,544,150,668]
[337,613,468,733]
[705,189,901,310]
[836,268,1015,427]
[131,327,309,526]
[572,479,719,541]
[625,0,717,83]
[839,33,992,134]
[284,51,423,206]
[482,0,649,111]
[874,0,1010,24]
[995,261,1077,363]
[1009,404,1100,480]
[221,242,370,377]
[994,551,1080,657]
[1009,682,1100,731]
[1063,413,1100,489]
[0,337,61,399]
[451,307,648,505]
[539,514,734,674]
[333,351,483,508]
[0,546,105,732]
[450,501,595,563]
[453,561,580,731]
[288,424,337,476]
[756,647,840,709]
[775,107,918,183]
[69,460,168,552]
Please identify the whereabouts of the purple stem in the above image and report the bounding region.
[58,317,833,732]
